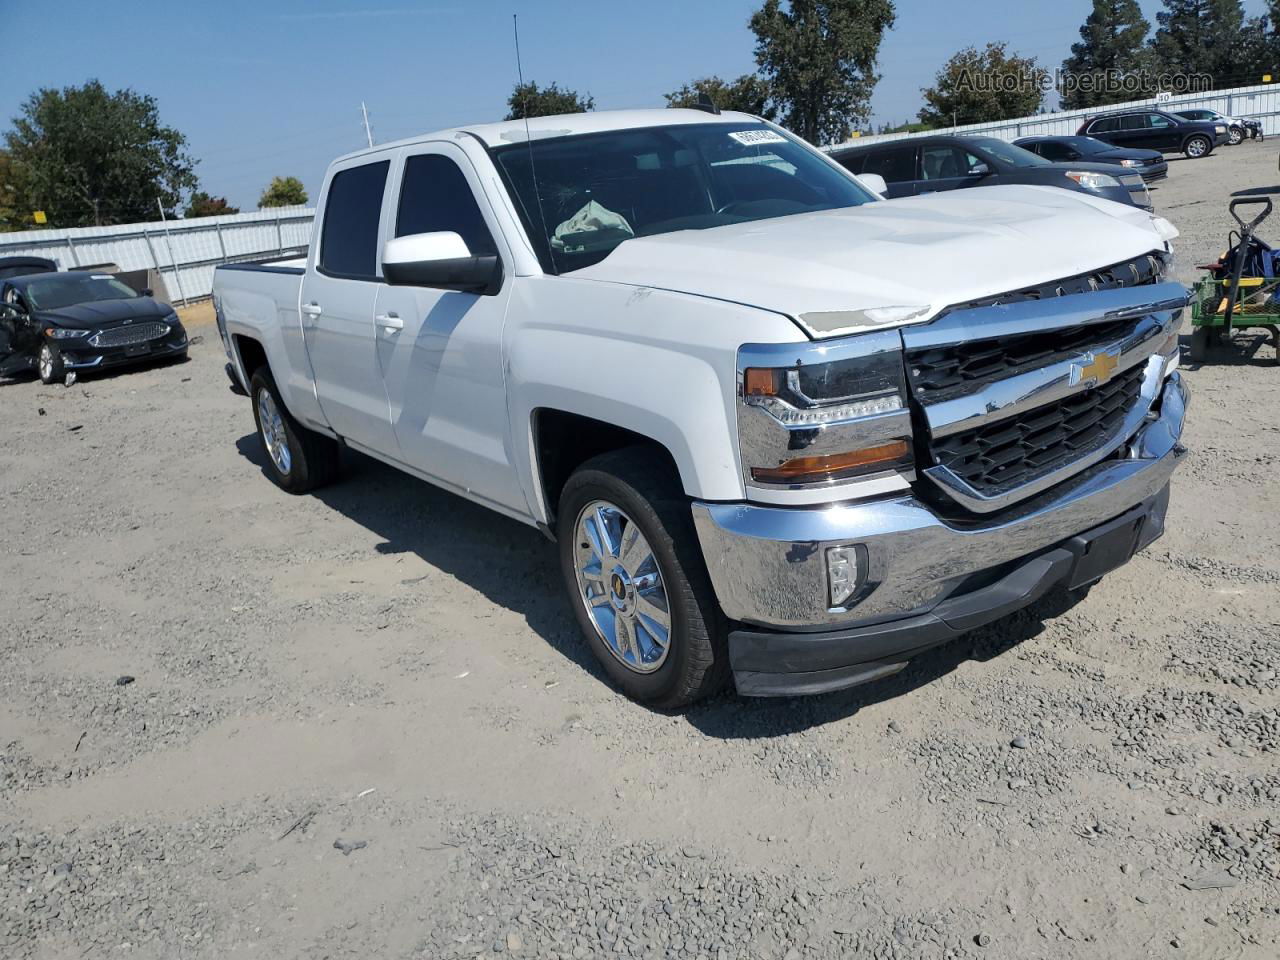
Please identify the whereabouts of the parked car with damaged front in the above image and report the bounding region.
[0,271,188,383]
[213,108,1190,708]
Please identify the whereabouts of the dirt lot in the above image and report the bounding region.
[3,142,1279,960]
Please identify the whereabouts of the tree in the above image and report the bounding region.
[664,75,776,118]
[1150,0,1244,89]
[258,176,308,208]
[505,82,594,120]
[0,150,21,231]
[750,0,896,145]
[3,79,196,227]
[1060,0,1151,109]
[919,43,1048,127]
[185,191,239,218]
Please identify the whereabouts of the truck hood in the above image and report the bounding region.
[571,185,1175,339]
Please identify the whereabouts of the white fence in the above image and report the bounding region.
[0,207,315,303]
[838,82,1280,148]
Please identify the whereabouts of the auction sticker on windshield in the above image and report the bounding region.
[728,130,787,146]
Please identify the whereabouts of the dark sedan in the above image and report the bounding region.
[830,135,1152,208]
[0,271,188,384]
[1014,135,1168,182]
[1076,109,1228,158]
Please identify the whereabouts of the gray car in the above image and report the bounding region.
[830,135,1151,209]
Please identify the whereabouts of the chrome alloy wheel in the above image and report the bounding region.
[573,500,672,674]
[38,345,53,381]
[1187,137,1208,157]
[257,389,292,475]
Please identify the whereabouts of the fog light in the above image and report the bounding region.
[826,545,862,607]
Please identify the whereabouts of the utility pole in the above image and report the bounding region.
[155,197,188,306]
[361,102,374,148]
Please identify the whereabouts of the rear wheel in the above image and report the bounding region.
[557,447,728,708]
[249,368,340,493]
[1184,135,1212,159]
[37,343,64,384]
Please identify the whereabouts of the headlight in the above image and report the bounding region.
[1064,170,1121,190]
[738,332,914,487]
[1119,158,1141,167]
[1215,125,1227,133]
[45,327,90,339]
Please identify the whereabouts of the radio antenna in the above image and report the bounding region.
[513,14,556,272]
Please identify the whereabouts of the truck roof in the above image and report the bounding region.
[332,108,757,163]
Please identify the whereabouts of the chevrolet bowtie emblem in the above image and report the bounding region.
[1072,348,1119,386]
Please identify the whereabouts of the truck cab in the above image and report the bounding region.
[214,109,1189,707]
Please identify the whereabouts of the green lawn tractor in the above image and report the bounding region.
[1189,196,1280,365]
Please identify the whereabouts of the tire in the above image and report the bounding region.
[1184,135,1212,159]
[557,446,728,708]
[37,342,64,384]
[1188,325,1211,363]
[1228,126,1244,146]
[249,367,340,493]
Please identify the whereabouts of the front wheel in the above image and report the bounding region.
[249,368,340,493]
[557,447,728,708]
[1184,135,1212,159]
[37,343,64,384]
[1228,126,1244,146]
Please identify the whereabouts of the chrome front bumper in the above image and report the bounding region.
[692,372,1188,632]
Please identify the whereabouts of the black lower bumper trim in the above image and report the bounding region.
[731,485,1170,697]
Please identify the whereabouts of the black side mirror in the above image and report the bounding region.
[385,254,503,295]
[140,287,154,297]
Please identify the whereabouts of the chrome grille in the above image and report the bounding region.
[89,322,170,348]
[907,314,1141,400]
[900,278,1189,513]
[928,363,1145,495]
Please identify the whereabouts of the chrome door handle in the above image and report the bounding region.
[376,312,403,331]
[301,302,323,318]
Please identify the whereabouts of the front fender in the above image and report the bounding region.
[504,277,801,521]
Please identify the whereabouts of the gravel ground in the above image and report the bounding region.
[3,141,1279,960]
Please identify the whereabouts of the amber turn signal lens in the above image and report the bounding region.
[743,368,779,397]
[751,439,910,484]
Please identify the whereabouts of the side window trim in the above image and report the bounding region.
[385,142,513,274]
[315,156,393,283]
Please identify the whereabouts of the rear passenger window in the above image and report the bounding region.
[862,146,916,182]
[396,154,497,256]
[319,160,390,280]
[1090,117,1119,133]
[1119,115,1145,131]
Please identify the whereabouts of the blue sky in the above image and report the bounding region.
[0,0,1268,210]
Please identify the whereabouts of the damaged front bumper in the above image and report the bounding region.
[691,372,1188,697]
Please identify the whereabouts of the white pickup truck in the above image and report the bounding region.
[214,108,1189,707]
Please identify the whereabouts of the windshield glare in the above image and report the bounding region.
[492,122,876,273]
[971,138,1050,168]
[24,274,140,311]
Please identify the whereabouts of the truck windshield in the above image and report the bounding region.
[491,122,876,274]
